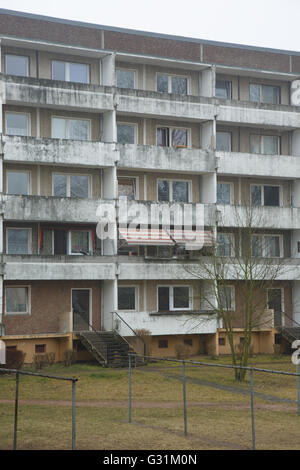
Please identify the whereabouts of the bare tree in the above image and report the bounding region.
[185,205,286,381]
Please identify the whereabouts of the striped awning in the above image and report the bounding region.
[118,227,215,248]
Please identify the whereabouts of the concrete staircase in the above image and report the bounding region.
[278,327,300,344]
[76,330,141,368]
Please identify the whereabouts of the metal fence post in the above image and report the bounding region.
[72,379,76,450]
[129,354,132,423]
[296,363,300,416]
[250,368,256,450]
[182,361,187,436]
[13,371,19,450]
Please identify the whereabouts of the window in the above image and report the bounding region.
[250,83,280,104]
[35,344,46,353]
[250,134,280,155]
[7,171,30,195]
[156,127,188,148]
[220,286,234,311]
[5,287,30,315]
[53,174,90,198]
[117,123,136,144]
[52,117,90,140]
[216,80,232,99]
[217,182,232,205]
[251,185,280,207]
[216,132,232,151]
[52,61,89,84]
[157,74,188,95]
[118,286,137,311]
[116,69,135,89]
[118,177,137,200]
[69,230,92,255]
[6,113,29,136]
[158,339,168,348]
[251,234,282,258]
[157,179,190,202]
[158,286,192,311]
[218,337,226,346]
[184,338,193,346]
[216,233,234,256]
[6,54,29,77]
[6,228,31,254]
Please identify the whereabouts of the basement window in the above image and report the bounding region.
[5,54,29,77]
[5,287,30,315]
[52,61,89,84]
[158,339,168,348]
[35,344,46,354]
[218,337,226,346]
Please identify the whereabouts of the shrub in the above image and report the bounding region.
[33,353,49,370]
[2,349,26,370]
[63,349,77,366]
[174,343,192,360]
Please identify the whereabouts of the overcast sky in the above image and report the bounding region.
[0,0,299,53]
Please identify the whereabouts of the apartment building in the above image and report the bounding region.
[1,9,300,363]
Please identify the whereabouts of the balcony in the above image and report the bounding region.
[118,144,215,173]
[3,74,114,112]
[216,99,300,129]
[116,88,215,121]
[2,195,115,224]
[114,309,217,336]
[216,151,300,179]
[217,204,300,230]
[3,254,116,280]
[2,136,118,168]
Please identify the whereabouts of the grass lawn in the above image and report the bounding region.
[0,354,300,450]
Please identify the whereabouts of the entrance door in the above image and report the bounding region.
[267,289,283,327]
[72,289,91,331]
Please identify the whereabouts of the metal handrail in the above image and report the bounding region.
[112,311,147,357]
[74,312,108,363]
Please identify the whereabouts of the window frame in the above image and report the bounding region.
[216,131,232,152]
[6,169,31,196]
[51,60,90,84]
[68,230,93,255]
[117,285,139,312]
[216,232,235,257]
[251,233,284,258]
[215,79,232,100]
[116,68,137,89]
[217,181,234,205]
[5,54,29,77]
[155,125,190,148]
[157,285,193,312]
[250,183,282,207]
[249,134,280,155]
[52,172,92,198]
[5,285,31,316]
[219,285,235,311]
[51,116,91,141]
[117,122,138,145]
[156,72,189,95]
[157,178,192,203]
[249,83,281,105]
[118,175,139,200]
[6,227,32,255]
[5,111,31,137]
